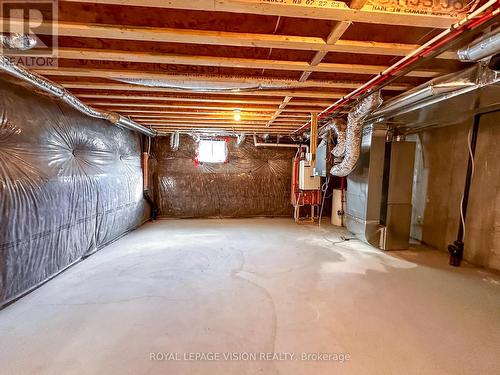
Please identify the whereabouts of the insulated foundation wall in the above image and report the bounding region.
[0,76,147,306]
[415,111,500,271]
[152,135,295,218]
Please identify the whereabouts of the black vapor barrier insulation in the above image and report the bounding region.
[0,75,148,307]
[152,135,295,218]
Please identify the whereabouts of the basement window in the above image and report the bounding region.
[197,140,228,163]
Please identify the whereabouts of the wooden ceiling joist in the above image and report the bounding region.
[37,68,414,90]
[131,115,307,121]
[90,101,325,113]
[61,0,458,28]
[267,96,292,127]
[277,1,360,127]
[114,109,342,116]
[116,110,276,116]
[155,129,298,135]
[91,104,278,112]
[76,93,333,106]
[147,124,298,129]
[2,19,456,59]
[129,113,274,119]
[140,120,301,126]
[60,82,412,94]
[17,1,468,135]
[57,48,441,78]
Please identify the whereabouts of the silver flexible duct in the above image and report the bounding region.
[170,131,180,151]
[116,77,307,92]
[319,119,347,158]
[330,92,382,177]
[0,55,156,137]
[236,133,246,147]
[188,132,201,142]
[458,27,500,62]
[0,33,37,51]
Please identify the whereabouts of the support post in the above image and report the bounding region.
[310,112,318,165]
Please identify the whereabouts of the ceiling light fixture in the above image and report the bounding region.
[233,109,241,122]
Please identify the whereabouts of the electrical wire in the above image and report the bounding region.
[318,175,330,226]
[459,123,476,241]
[322,234,359,245]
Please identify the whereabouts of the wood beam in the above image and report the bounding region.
[115,109,343,116]
[127,113,309,119]
[296,19,355,119]
[299,21,352,83]
[1,18,456,59]
[147,124,298,129]
[90,101,325,113]
[61,0,457,28]
[154,127,297,132]
[87,102,324,113]
[37,68,414,90]
[90,102,278,111]
[56,48,441,78]
[117,110,276,116]
[60,82,407,95]
[109,108,345,116]
[155,129,298,135]
[140,121,301,127]
[129,113,273,119]
[267,96,292,127]
[76,93,333,106]
[133,117,307,123]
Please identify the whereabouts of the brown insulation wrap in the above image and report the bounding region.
[152,135,295,218]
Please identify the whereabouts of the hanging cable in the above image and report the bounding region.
[459,123,476,241]
[318,176,330,227]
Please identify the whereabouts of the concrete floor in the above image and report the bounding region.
[1,218,500,375]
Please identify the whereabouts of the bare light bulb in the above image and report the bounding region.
[233,110,241,122]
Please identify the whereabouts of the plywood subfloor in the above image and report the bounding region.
[1,218,499,374]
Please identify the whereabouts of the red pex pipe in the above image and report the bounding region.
[293,2,499,134]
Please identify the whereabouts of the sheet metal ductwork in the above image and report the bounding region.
[344,124,388,246]
[457,27,500,62]
[330,92,382,177]
[236,133,246,147]
[170,131,180,151]
[346,64,500,251]
[369,64,499,122]
[0,56,156,138]
[0,33,37,51]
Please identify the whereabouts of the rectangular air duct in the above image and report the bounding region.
[345,124,416,250]
[379,141,416,250]
[345,124,387,246]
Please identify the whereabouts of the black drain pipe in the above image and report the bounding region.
[448,114,480,267]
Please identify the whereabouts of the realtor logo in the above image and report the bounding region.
[0,0,58,67]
